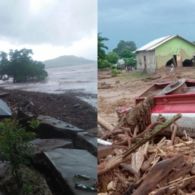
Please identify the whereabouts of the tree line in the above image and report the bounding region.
[0,49,48,83]
[98,33,137,69]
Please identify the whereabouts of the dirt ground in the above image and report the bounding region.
[0,89,96,131]
[98,67,195,126]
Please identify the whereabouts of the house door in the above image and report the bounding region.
[176,55,182,67]
[144,56,147,71]
[173,55,177,67]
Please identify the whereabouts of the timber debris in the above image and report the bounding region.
[98,97,195,194]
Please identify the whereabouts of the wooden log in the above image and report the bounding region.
[98,114,182,176]
[171,124,177,145]
[131,122,160,143]
[159,126,195,139]
[98,115,114,131]
[120,163,139,177]
[132,155,184,195]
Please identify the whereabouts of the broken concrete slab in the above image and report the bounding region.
[73,132,97,156]
[30,139,73,154]
[86,127,97,137]
[44,148,97,195]
[0,99,12,117]
[37,115,84,139]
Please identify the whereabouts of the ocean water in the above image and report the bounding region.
[0,64,97,107]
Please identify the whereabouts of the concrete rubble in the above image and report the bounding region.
[0,92,97,195]
[33,119,97,195]
[42,148,96,195]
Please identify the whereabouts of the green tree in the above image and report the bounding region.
[113,40,136,57]
[106,52,119,64]
[98,33,108,59]
[0,49,48,83]
[113,40,137,68]
[98,33,111,68]
[124,56,136,67]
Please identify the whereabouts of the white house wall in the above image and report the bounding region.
[136,51,156,73]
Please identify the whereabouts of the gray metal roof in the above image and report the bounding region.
[136,35,176,52]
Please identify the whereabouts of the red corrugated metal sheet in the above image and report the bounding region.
[152,94,195,113]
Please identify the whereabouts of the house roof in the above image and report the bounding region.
[136,35,195,52]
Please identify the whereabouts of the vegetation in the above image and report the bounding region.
[106,52,119,64]
[18,166,52,195]
[111,68,121,77]
[28,119,40,129]
[0,119,39,194]
[0,119,35,174]
[98,33,111,68]
[113,40,137,68]
[98,33,137,69]
[0,49,48,83]
[113,40,136,55]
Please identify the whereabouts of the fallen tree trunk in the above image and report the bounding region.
[98,114,182,176]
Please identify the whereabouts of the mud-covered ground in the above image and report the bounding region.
[0,88,97,131]
[98,67,195,125]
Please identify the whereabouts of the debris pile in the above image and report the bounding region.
[98,98,195,194]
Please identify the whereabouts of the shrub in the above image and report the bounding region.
[98,59,111,69]
[0,119,35,175]
[111,68,121,77]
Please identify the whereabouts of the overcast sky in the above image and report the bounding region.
[0,0,97,61]
[99,0,195,50]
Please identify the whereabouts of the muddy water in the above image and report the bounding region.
[0,64,97,107]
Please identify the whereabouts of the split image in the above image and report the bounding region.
[1,0,195,195]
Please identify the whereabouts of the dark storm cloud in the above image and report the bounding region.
[0,0,96,46]
[99,0,195,49]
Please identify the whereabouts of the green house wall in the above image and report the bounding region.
[155,37,195,68]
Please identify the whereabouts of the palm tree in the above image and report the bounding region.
[98,33,109,61]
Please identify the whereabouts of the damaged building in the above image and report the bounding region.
[136,35,195,73]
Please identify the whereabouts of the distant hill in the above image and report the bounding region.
[44,55,96,68]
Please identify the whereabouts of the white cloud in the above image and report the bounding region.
[0,0,97,60]
[0,31,97,61]
[29,0,55,14]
